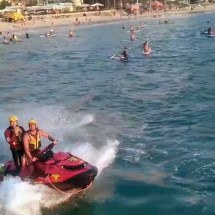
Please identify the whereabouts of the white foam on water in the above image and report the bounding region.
[95,140,119,174]
[69,114,94,130]
[0,177,75,215]
[0,177,42,215]
[65,139,119,174]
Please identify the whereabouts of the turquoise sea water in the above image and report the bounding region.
[0,12,215,215]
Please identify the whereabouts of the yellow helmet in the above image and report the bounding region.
[9,115,18,122]
[28,119,37,125]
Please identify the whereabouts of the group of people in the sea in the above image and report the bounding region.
[0,32,23,44]
[4,115,58,177]
[43,28,76,37]
[42,28,76,37]
[44,28,56,37]
[158,18,171,24]
[120,40,151,61]
[116,19,213,62]
[0,27,77,44]
[117,22,152,62]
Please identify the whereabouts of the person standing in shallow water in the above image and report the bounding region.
[4,115,25,172]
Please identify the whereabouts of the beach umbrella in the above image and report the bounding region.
[0,7,16,13]
[91,2,104,7]
[80,4,90,7]
[5,12,24,21]
[135,3,143,6]
[0,6,21,13]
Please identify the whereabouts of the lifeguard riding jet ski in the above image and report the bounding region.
[1,143,98,191]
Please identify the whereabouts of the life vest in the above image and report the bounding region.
[28,130,41,151]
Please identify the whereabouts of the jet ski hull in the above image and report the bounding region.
[1,144,98,191]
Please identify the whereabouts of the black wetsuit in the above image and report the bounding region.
[207,28,212,35]
[121,50,128,59]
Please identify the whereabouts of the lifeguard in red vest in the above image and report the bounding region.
[4,115,25,172]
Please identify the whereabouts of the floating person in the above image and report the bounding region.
[43,29,55,37]
[164,18,169,24]
[120,47,128,61]
[139,22,146,28]
[44,29,55,37]
[130,25,135,34]
[110,47,128,61]
[206,27,215,37]
[50,29,54,34]
[45,32,50,37]
[130,32,136,41]
[159,19,171,24]
[207,27,212,35]
[25,33,30,39]
[11,34,22,42]
[2,36,9,44]
[68,30,75,37]
[142,41,152,55]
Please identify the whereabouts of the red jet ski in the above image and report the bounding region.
[2,143,98,191]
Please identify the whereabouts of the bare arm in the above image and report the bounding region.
[39,129,56,142]
[23,133,33,161]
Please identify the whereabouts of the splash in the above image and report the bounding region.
[65,139,119,174]
[95,140,119,174]
[0,177,42,215]
[0,177,74,215]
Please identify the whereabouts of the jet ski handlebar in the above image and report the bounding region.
[39,142,55,154]
[36,142,55,162]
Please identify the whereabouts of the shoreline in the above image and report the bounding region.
[1,5,215,34]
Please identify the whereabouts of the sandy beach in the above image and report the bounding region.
[1,4,215,34]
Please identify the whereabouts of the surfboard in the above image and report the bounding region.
[142,49,151,55]
[111,55,128,62]
[40,34,56,38]
[206,34,215,38]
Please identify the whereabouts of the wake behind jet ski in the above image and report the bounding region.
[1,143,98,191]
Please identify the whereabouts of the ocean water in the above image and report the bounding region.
[0,12,215,215]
